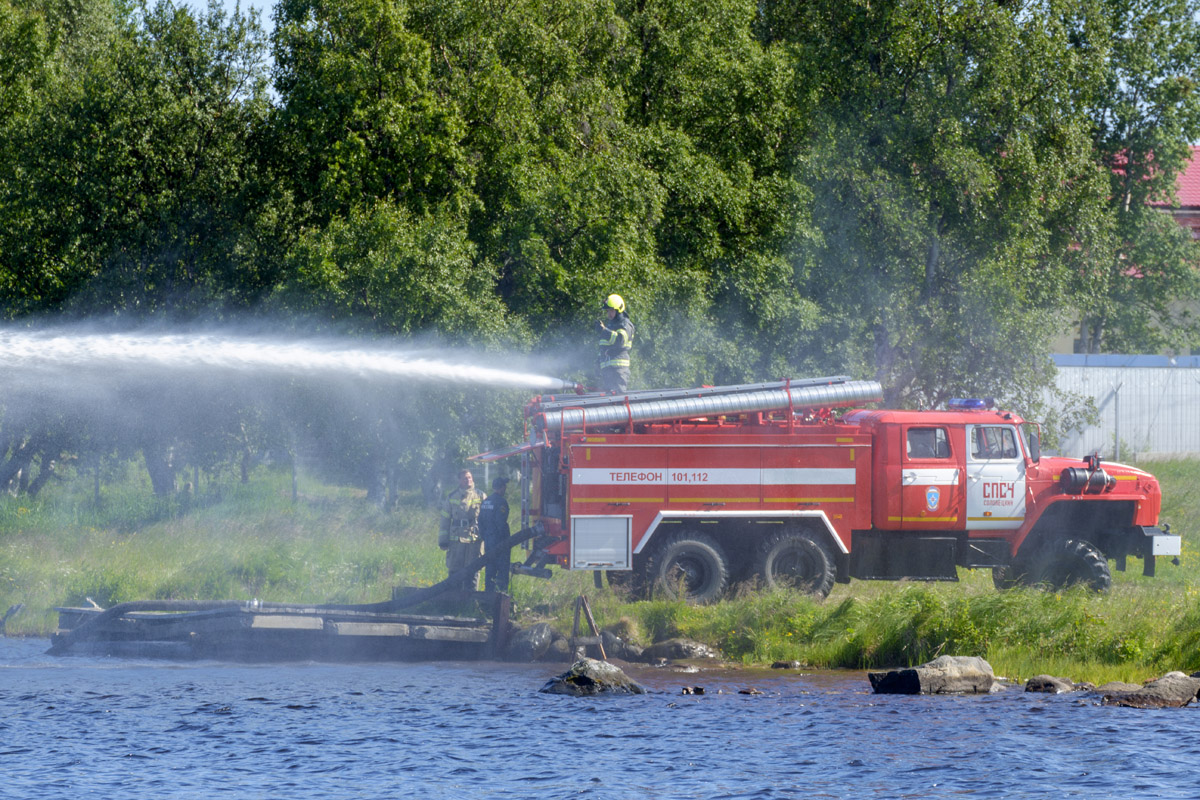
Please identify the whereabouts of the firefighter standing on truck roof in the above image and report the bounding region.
[478,476,511,593]
[439,469,482,591]
[597,293,634,393]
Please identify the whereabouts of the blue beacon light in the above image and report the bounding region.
[947,398,992,410]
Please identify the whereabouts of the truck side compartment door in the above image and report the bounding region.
[965,424,1026,530]
[898,426,961,529]
[568,443,665,553]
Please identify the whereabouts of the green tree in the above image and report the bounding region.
[405,0,667,363]
[618,0,814,386]
[271,0,473,223]
[273,200,510,340]
[781,0,1110,409]
[1071,0,1200,354]
[0,0,272,316]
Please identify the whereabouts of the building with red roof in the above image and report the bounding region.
[1168,144,1200,239]
[1058,145,1200,353]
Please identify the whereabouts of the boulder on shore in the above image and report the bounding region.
[601,630,644,662]
[868,655,995,695]
[505,622,554,661]
[540,657,648,696]
[640,638,720,662]
[1101,672,1200,709]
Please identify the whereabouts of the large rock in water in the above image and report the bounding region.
[1101,672,1200,709]
[1025,675,1082,694]
[540,658,648,696]
[868,655,995,695]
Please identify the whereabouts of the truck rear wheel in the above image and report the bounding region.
[651,531,730,604]
[993,538,1111,592]
[757,531,835,599]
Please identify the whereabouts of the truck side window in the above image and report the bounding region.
[907,427,948,459]
[1000,429,1017,458]
[972,426,1018,459]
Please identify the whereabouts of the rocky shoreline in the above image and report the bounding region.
[512,622,1200,708]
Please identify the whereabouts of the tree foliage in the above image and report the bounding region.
[1072,0,1200,353]
[1,0,1198,499]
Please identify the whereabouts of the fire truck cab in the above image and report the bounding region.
[476,378,1180,602]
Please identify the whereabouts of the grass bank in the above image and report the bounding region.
[2,460,1198,684]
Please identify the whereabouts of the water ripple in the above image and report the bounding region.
[3,639,1200,799]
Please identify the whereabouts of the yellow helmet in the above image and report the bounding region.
[602,294,626,314]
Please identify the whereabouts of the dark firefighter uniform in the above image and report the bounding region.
[478,477,511,592]
[439,471,483,591]
[598,294,634,394]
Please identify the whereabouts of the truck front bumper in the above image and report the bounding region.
[1140,526,1181,577]
[1143,525,1181,557]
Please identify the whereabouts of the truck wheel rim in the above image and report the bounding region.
[667,555,709,594]
[774,549,821,588]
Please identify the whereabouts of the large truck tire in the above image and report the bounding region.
[757,531,835,599]
[651,531,730,604]
[991,562,1023,590]
[1038,538,1112,591]
[993,538,1111,592]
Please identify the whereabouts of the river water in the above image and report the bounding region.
[1,637,1196,799]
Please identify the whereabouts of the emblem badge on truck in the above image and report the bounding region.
[926,487,940,511]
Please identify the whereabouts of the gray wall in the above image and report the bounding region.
[1051,354,1200,460]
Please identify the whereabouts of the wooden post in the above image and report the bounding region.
[570,595,606,661]
[581,595,606,659]
[571,596,583,659]
[490,591,512,659]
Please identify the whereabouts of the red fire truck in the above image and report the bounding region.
[474,376,1180,602]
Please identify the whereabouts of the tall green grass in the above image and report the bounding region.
[0,468,447,633]
[584,576,1196,684]
[3,458,1199,684]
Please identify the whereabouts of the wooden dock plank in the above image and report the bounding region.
[250,615,325,630]
[412,625,490,643]
[326,621,412,637]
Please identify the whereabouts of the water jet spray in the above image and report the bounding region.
[0,328,570,391]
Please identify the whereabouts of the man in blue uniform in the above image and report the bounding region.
[478,476,511,592]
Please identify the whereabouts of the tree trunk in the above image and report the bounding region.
[143,444,176,497]
[1079,318,1104,354]
[26,458,57,498]
[873,320,904,407]
[924,230,940,303]
[0,439,35,491]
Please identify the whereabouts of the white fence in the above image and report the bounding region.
[1051,354,1200,460]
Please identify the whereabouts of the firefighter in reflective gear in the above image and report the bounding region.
[438,469,483,590]
[597,293,634,393]
[478,476,511,592]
